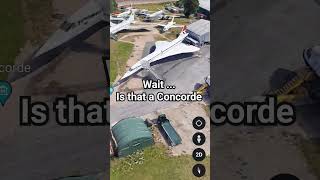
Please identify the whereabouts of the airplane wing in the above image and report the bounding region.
[156,24,166,27]
[172,25,184,28]
[119,43,199,81]
[151,43,200,63]
[110,17,125,22]
[110,23,130,34]
[155,41,170,49]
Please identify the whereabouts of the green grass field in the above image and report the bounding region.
[0,1,25,80]
[111,145,210,180]
[300,139,320,179]
[133,3,169,12]
[175,17,193,25]
[110,40,134,84]
[164,28,181,40]
[0,0,53,80]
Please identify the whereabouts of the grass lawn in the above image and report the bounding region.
[175,17,194,25]
[299,139,320,179]
[110,40,134,84]
[0,0,53,80]
[164,28,181,40]
[0,1,25,80]
[111,144,210,180]
[133,3,169,12]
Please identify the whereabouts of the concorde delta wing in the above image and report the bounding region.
[8,0,107,82]
[33,0,105,59]
[118,43,199,82]
[150,43,200,63]
[154,41,170,50]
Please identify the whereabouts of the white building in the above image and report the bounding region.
[186,19,210,47]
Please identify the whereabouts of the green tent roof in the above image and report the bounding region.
[112,117,154,157]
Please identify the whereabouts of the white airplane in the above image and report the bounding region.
[110,21,116,27]
[114,6,139,18]
[157,17,182,32]
[110,16,125,24]
[136,9,149,16]
[33,0,107,59]
[117,26,200,83]
[144,10,165,21]
[114,8,131,18]
[9,0,108,82]
[110,13,135,36]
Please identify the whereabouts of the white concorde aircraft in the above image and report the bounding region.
[116,26,200,85]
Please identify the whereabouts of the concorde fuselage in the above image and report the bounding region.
[130,32,188,70]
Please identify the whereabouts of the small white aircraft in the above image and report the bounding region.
[117,26,200,83]
[115,10,131,18]
[110,13,135,37]
[157,17,182,32]
[110,16,125,24]
[113,6,138,18]
[136,9,149,16]
[144,10,165,21]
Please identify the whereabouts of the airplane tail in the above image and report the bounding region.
[171,16,175,23]
[129,11,135,22]
[180,25,187,34]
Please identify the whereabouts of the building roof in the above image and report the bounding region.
[187,19,210,36]
[111,117,153,150]
[199,0,210,12]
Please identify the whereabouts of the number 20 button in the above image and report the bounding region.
[192,148,206,161]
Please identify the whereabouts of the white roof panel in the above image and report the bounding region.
[187,19,210,36]
[199,0,210,11]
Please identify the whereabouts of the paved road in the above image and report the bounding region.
[213,0,320,179]
[110,45,210,125]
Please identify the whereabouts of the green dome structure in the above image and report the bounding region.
[112,117,154,157]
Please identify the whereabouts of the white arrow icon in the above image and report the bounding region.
[197,167,201,174]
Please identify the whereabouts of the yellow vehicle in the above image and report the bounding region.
[264,45,320,104]
[194,76,210,96]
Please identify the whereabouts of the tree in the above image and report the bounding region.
[175,0,184,7]
[183,0,199,18]
[111,0,118,12]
